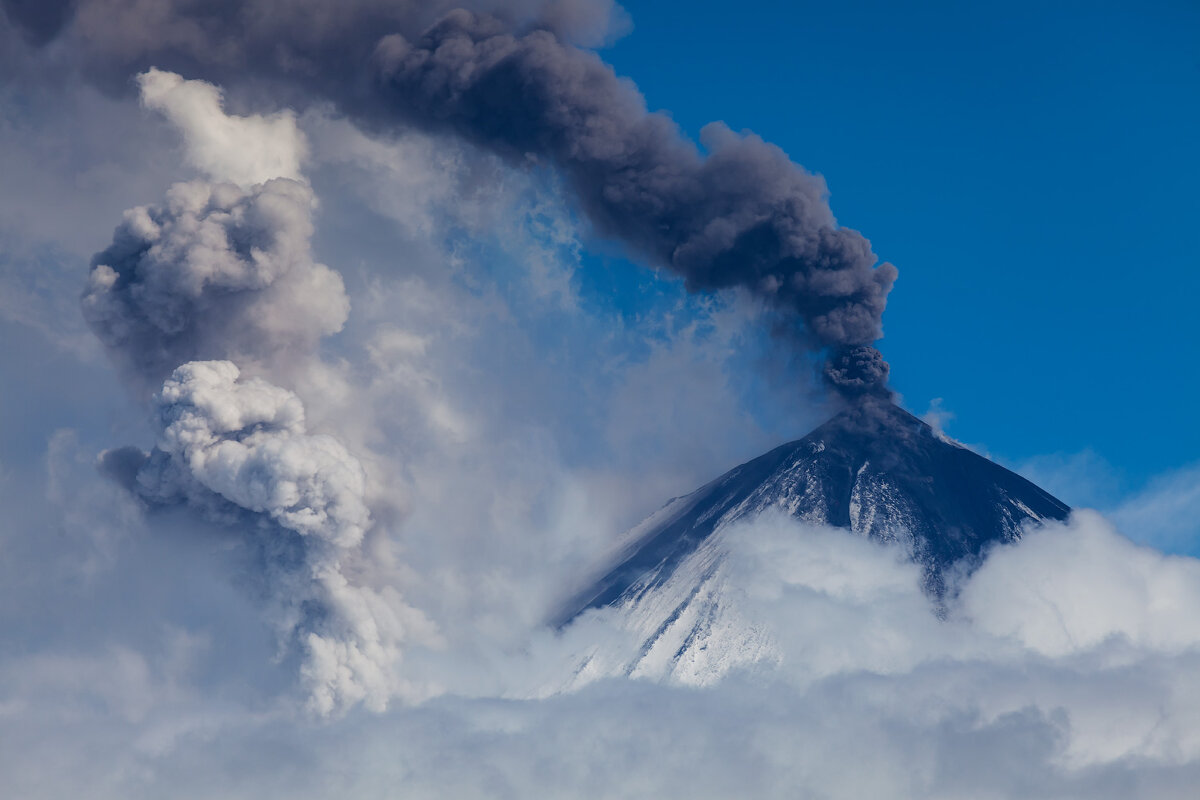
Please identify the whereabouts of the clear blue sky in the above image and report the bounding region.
[595,0,1199,493]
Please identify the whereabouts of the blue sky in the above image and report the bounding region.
[596,0,1200,494]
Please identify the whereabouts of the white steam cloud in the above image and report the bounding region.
[113,361,431,715]
[83,71,347,390]
[136,67,307,186]
[471,512,1200,796]
[136,361,370,549]
[82,177,348,389]
[84,71,423,715]
[4,507,1200,797]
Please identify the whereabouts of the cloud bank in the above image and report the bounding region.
[3,507,1200,798]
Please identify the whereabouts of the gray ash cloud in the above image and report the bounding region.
[99,359,420,715]
[9,0,896,398]
[82,178,348,391]
[78,70,422,715]
[372,11,896,393]
[823,345,892,399]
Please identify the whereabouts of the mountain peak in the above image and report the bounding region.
[555,400,1069,627]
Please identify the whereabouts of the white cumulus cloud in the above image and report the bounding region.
[137,68,307,187]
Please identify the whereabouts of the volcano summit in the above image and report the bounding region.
[555,401,1070,642]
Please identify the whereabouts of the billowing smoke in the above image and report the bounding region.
[372,11,896,395]
[133,361,370,549]
[82,176,348,390]
[81,71,419,714]
[823,344,892,398]
[103,361,427,714]
[9,0,896,398]
[81,66,344,391]
[0,0,626,75]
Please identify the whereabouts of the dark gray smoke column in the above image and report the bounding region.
[823,345,892,399]
[4,0,898,396]
[373,10,897,396]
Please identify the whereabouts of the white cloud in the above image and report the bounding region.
[138,68,307,187]
[962,510,1200,658]
[139,361,370,548]
[83,176,350,389]
[4,509,1200,798]
[1017,449,1200,553]
[119,361,438,716]
[1108,464,1200,553]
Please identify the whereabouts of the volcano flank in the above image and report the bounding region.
[557,401,1070,630]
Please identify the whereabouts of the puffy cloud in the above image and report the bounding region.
[521,511,1200,789]
[558,509,1200,686]
[4,507,1200,798]
[136,361,369,548]
[107,360,432,715]
[82,176,348,389]
[962,510,1200,657]
[79,69,349,390]
[137,68,307,186]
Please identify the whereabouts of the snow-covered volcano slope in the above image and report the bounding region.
[555,401,1069,632]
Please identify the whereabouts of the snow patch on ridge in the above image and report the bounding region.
[562,525,781,689]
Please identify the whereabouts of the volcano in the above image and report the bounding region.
[555,401,1070,634]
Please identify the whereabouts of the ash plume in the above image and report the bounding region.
[137,67,308,186]
[11,0,897,398]
[82,177,348,391]
[79,68,346,392]
[372,11,897,395]
[83,71,422,715]
[0,0,624,81]
[136,361,370,549]
[823,345,892,398]
[103,361,426,714]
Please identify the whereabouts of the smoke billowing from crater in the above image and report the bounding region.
[823,345,893,399]
[11,0,896,398]
[371,10,897,396]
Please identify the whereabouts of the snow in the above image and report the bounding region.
[553,402,1071,683]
